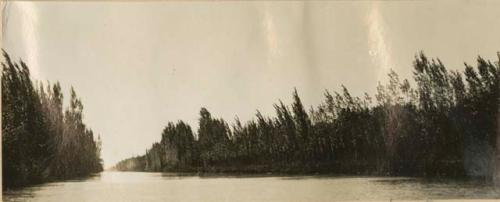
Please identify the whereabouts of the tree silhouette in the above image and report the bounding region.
[113,51,498,178]
[2,51,103,189]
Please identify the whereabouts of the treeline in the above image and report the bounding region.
[115,156,145,171]
[116,52,499,178]
[2,51,103,189]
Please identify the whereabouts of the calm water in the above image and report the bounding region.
[4,171,500,201]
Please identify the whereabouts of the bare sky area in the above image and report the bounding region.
[3,1,500,167]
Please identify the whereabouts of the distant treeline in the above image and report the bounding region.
[116,52,499,178]
[2,51,103,189]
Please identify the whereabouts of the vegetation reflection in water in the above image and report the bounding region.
[4,172,500,202]
[3,50,500,200]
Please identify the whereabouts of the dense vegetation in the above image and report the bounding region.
[2,51,103,189]
[117,52,499,178]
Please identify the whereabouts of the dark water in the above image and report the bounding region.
[3,171,500,201]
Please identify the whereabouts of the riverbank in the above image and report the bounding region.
[3,172,102,191]
[116,165,495,185]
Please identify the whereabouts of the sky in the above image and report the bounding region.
[3,1,500,167]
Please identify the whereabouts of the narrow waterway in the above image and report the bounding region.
[4,171,500,201]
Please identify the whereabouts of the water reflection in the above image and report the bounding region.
[372,177,500,199]
[4,171,500,202]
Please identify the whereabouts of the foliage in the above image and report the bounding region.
[2,51,103,189]
[117,52,498,177]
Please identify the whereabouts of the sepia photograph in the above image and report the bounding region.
[2,1,500,201]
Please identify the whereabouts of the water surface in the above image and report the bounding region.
[4,171,500,201]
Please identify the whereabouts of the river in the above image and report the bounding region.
[3,171,500,201]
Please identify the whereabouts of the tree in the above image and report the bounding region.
[2,51,103,189]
